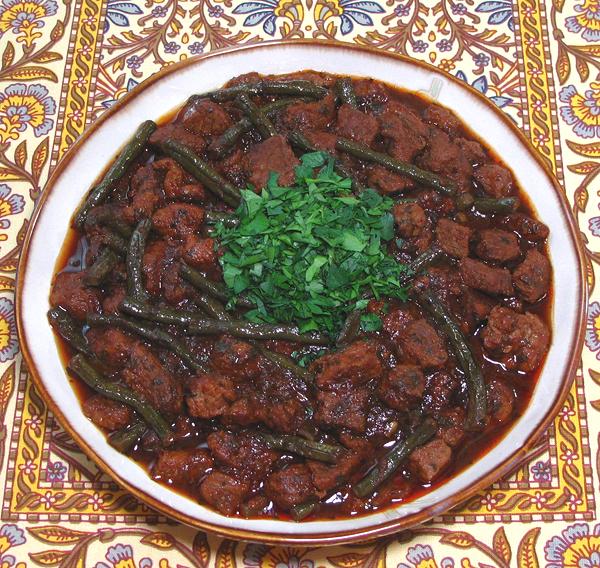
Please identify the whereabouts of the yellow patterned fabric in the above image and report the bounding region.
[0,0,598,564]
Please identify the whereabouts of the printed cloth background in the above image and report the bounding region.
[0,0,598,563]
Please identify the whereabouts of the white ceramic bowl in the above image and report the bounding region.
[17,41,586,545]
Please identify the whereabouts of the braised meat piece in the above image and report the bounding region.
[83,394,134,431]
[393,202,427,238]
[87,327,136,369]
[380,103,429,161]
[315,387,370,433]
[424,371,459,413]
[487,379,515,423]
[437,407,466,448]
[482,306,550,372]
[153,158,206,203]
[265,464,317,510]
[409,439,452,483]
[474,164,513,197]
[368,165,413,194]
[210,337,261,381]
[186,373,237,419]
[512,249,551,303]
[418,130,472,188]
[501,213,549,242]
[460,258,514,296]
[337,104,378,146]
[152,449,213,486]
[245,135,299,190]
[181,99,232,136]
[378,365,425,412]
[475,229,520,263]
[423,105,461,132]
[200,471,250,516]
[50,272,101,320]
[280,93,336,131]
[436,218,471,258]
[128,164,165,221]
[308,451,364,492]
[181,236,218,274]
[401,320,448,368]
[152,203,205,239]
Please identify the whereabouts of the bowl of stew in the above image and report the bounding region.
[16,41,585,544]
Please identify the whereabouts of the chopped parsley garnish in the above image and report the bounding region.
[214,152,408,335]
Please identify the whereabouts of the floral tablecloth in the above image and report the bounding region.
[0,0,598,564]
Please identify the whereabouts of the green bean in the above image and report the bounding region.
[87,313,208,372]
[416,290,487,430]
[47,308,89,355]
[119,297,202,327]
[179,264,232,319]
[84,248,119,287]
[291,501,319,522]
[337,311,361,346]
[353,421,437,497]
[68,354,172,442]
[335,138,455,195]
[85,208,133,239]
[109,420,147,453]
[209,80,328,102]
[126,219,152,302]
[473,196,520,214]
[261,434,342,463]
[398,246,444,287]
[335,78,358,107]
[74,121,156,228]
[161,140,241,208]
[288,131,366,193]
[235,93,277,139]
[204,210,239,228]
[188,319,331,345]
[209,98,305,157]
[180,263,253,308]
[255,345,315,384]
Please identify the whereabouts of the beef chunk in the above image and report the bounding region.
[424,371,459,413]
[200,471,249,516]
[307,451,364,492]
[437,407,466,448]
[161,262,190,305]
[182,236,218,274]
[152,203,205,239]
[378,365,425,412]
[401,320,448,368]
[475,229,520,263]
[354,78,389,107]
[150,123,207,155]
[122,343,183,414]
[245,135,299,190]
[368,165,413,194]
[460,258,514,296]
[423,105,461,132]
[50,272,101,320]
[87,327,136,369]
[262,396,306,434]
[128,164,165,222]
[418,130,472,188]
[210,337,261,380]
[315,387,370,433]
[153,158,206,203]
[417,190,456,218]
[181,99,232,136]
[311,341,383,388]
[501,214,549,242]
[101,286,126,315]
[142,240,176,297]
[152,448,213,486]
[303,130,337,153]
[487,379,515,422]
[82,394,134,431]
[280,93,336,131]
[409,439,452,483]
[436,218,471,258]
[460,288,495,332]
[512,249,550,303]
[379,103,429,161]
[186,372,237,418]
[337,104,378,146]
[393,202,427,238]
[265,464,317,510]
[382,307,416,340]
[223,396,264,427]
[474,164,513,197]
[482,306,550,372]
[457,138,486,165]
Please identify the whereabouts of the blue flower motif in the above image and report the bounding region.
[394,4,410,16]
[437,38,453,52]
[46,461,67,482]
[413,39,428,52]
[545,523,600,568]
[473,52,490,67]
[475,0,514,31]
[530,459,551,482]
[164,41,180,54]
[209,5,224,17]
[590,216,600,236]
[456,71,513,108]
[126,54,142,70]
[189,41,204,54]
[102,78,138,109]
[398,545,454,568]
[337,0,385,35]
[585,301,600,355]
[0,298,18,363]
[565,0,600,42]
[104,0,142,31]
[233,0,282,35]
[559,83,600,139]
[151,5,167,17]
[451,2,468,14]
[0,524,26,548]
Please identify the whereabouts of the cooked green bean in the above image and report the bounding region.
[337,310,361,346]
[74,121,156,228]
[336,138,455,195]
[161,140,241,208]
[209,80,328,102]
[473,196,520,214]
[353,421,437,497]
[119,297,202,327]
[109,420,147,453]
[188,318,331,345]
[288,131,366,193]
[398,246,444,287]
[68,354,172,442]
[235,93,277,139]
[416,290,487,430]
[179,264,233,319]
[255,345,315,384]
[180,263,253,308]
[209,98,305,157]
[291,501,319,521]
[204,210,239,228]
[335,78,358,107]
[85,208,133,239]
[261,434,342,463]
[47,308,89,355]
[126,219,152,302]
[85,248,119,287]
[87,313,208,372]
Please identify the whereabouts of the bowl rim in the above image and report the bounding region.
[16,39,587,546]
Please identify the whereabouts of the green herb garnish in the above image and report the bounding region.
[360,313,383,332]
[214,152,408,335]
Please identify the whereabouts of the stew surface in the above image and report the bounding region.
[49,71,552,521]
